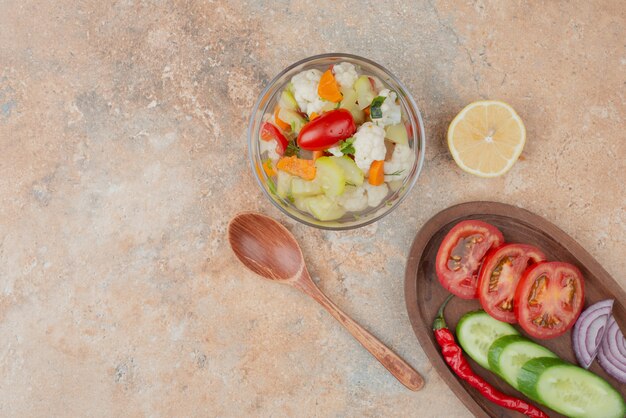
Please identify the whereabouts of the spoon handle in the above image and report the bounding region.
[294,275,424,391]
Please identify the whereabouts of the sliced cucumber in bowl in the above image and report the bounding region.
[278,108,307,134]
[275,170,293,199]
[279,89,298,111]
[305,195,345,221]
[354,75,376,110]
[315,157,345,197]
[291,178,322,197]
[331,156,364,186]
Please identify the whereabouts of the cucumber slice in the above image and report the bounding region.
[331,156,364,186]
[319,100,336,113]
[291,178,322,197]
[315,157,345,197]
[279,89,298,111]
[275,170,292,199]
[339,87,364,124]
[385,123,408,145]
[278,108,307,134]
[354,75,376,110]
[519,357,626,418]
[488,335,557,389]
[305,195,345,221]
[293,196,309,212]
[456,310,519,370]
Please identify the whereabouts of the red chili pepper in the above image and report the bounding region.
[433,295,548,418]
[260,122,289,155]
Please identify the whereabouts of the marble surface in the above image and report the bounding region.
[1,1,624,416]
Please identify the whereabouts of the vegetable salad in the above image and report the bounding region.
[258,62,415,222]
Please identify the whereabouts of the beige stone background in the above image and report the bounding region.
[0,1,624,417]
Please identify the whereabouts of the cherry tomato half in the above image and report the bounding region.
[477,243,546,323]
[261,122,288,155]
[514,261,584,339]
[297,109,356,151]
[435,220,504,299]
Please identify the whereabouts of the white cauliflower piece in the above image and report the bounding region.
[372,89,402,127]
[384,144,415,182]
[332,62,358,89]
[353,122,386,173]
[327,146,344,157]
[337,186,368,211]
[363,183,389,207]
[290,69,328,116]
[259,138,280,162]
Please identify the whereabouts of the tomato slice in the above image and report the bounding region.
[514,261,585,339]
[435,220,504,299]
[260,122,288,155]
[477,243,546,323]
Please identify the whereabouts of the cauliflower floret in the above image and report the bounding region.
[332,62,358,89]
[353,122,386,173]
[337,186,368,211]
[372,89,402,127]
[290,69,328,116]
[363,183,389,207]
[259,138,280,162]
[384,144,415,182]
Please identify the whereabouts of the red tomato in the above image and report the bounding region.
[435,220,504,299]
[297,109,356,151]
[477,244,546,323]
[514,261,584,339]
[260,122,288,155]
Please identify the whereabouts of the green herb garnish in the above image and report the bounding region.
[338,137,355,155]
[387,169,405,176]
[285,141,301,157]
[370,96,386,119]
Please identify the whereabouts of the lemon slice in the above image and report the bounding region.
[447,100,526,178]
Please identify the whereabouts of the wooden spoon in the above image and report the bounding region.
[227,212,424,391]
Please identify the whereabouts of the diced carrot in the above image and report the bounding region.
[312,150,324,160]
[276,156,316,180]
[262,159,276,177]
[317,69,343,103]
[368,160,385,186]
[309,112,319,121]
[364,106,371,118]
[274,106,290,131]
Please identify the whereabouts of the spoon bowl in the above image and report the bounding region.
[228,212,424,391]
[228,212,303,281]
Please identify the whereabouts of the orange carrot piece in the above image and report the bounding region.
[276,156,316,180]
[312,150,324,160]
[364,106,371,118]
[309,112,319,121]
[274,106,290,131]
[368,160,385,186]
[317,69,343,103]
[262,160,276,177]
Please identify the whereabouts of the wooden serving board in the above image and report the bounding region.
[404,201,626,418]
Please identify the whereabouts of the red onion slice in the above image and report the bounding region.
[572,299,613,368]
[597,316,626,383]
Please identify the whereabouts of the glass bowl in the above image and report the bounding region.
[248,53,425,230]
